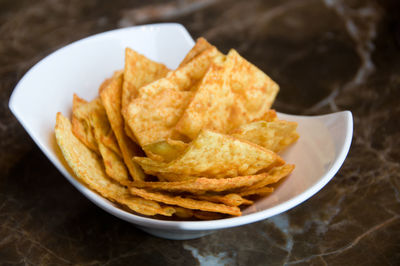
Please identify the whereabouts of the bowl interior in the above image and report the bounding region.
[9,23,352,231]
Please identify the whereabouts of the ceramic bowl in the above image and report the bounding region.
[9,23,353,240]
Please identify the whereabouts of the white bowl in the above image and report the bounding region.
[9,23,353,240]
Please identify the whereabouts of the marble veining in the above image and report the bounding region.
[1,0,399,265]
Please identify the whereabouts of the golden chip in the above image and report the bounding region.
[243,164,295,191]
[122,48,170,141]
[71,94,98,153]
[134,130,283,180]
[129,187,241,216]
[226,49,279,128]
[232,121,299,153]
[71,95,128,184]
[179,37,214,67]
[55,113,175,216]
[124,81,193,146]
[100,71,146,181]
[176,49,279,139]
[124,47,225,146]
[122,48,169,108]
[130,173,270,194]
[175,62,233,139]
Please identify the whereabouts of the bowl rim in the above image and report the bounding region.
[9,23,354,231]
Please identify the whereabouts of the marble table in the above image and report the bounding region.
[1,0,399,265]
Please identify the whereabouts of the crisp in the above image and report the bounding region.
[124,46,224,146]
[55,113,175,216]
[134,130,283,180]
[130,173,271,194]
[129,187,241,216]
[100,71,145,181]
[232,121,299,153]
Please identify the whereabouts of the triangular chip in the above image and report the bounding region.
[129,187,241,216]
[176,49,279,139]
[231,120,299,153]
[71,95,128,183]
[71,94,98,153]
[122,48,169,108]
[134,130,284,180]
[130,173,270,194]
[179,37,213,66]
[124,82,193,146]
[124,47,224,146]
[226,49,279,127]
[100,71,146,181]
[165,46,225,91]
[243,164,295,191]
[54,113,175,216]
[175,62,233,139]
[122,48,170,141]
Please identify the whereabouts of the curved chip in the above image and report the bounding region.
[134,130,283,180]
[71,94,98,153]
[130,173,270,194]
[243,164,295,191]
[55,113,174,216]
[100,71,146,181]
[124,47,225,146]
[176,49,279,139]
[179,37,213,67]
[129,187,241,216]
[232,120,299,153]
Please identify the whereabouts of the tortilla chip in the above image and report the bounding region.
[165,46,225,91]
[129,187,241,216]
[98,77,113,95]
[71,95,129,184]
[175,63,233,139]
[71,94,98,153]
[142,139,188,162]
[176,49,279,139]
[100,71,146,181]
[179,37,213,66]
[226,49,280,128]
[124,81,193,146]
[193,194,253,207]
[124,47,225,146]
[55,113,174,216]
[122,48,170,141]
[231,120,299,152]
[122,48,169,108]
[134,130,283,180]
[243,164,295,191]
[130,173,270,194]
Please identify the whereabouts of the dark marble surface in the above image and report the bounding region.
[1,0,400,265]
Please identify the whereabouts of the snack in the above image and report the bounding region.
[55,37,299,220]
